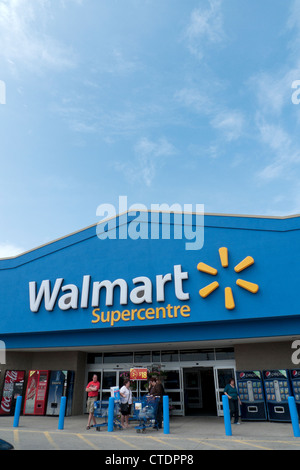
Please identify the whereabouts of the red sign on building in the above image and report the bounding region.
[130,368,148,381]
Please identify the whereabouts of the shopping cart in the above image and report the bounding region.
[133,395,160,433]
[91,400,122,431]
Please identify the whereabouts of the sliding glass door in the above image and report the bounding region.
[213,366,235,416]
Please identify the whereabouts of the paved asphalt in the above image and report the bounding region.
[0,414,300,451]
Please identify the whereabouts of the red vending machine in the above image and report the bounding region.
[23,370,50,415]
[0,370,26,415]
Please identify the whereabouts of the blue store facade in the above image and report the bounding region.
[0,211,299,416]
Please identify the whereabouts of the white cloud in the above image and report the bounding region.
[248,66,300,117]
[256,115,300,181]
[135,137,175,159]
[174,88,212,114]
[0,243,24,258]
[247,1,300,118]
[189,144,220,160]
[210,111,245,142]
[115,137,176,187]
[60,0,83,6]
[286,0,300,55]
[184,0,226,59]
[0,0,77,71]
[104,49,139,76]
[258,119,291,151]
[135,137,176,187]
[53,97,169,141]
[247,1,300,184]
[175,85,245,143]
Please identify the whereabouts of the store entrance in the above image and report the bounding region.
[183,367,217,416]
[85,348,236,416]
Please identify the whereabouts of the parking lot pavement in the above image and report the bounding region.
[0,415,300,451]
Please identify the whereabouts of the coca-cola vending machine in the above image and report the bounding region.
[0,370,26,415]
[23,370,50,416]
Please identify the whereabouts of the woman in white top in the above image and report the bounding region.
[119,379,132,428]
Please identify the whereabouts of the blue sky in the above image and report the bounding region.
[1,0,300,257]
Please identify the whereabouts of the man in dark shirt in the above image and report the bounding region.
[150,377,164,429]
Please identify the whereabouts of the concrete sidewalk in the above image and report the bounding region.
[0,414,300,450]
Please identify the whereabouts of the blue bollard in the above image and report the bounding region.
[13,396,22,428]
[222,395,232,436]
[108,397,114,432]
[58,396,67,430]
[288,396,300,437]
[163,395,170,434]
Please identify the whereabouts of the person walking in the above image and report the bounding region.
[86,374,100,430]
[224,378,241,424]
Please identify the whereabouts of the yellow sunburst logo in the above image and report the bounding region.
[197,247,259,310]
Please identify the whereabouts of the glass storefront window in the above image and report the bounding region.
[103,352,133,363]
[87,353,103,364]
[170,403,182,411]
[101,392,111,402]
[180,349,214,361]
[166,391,181,402]
[88,348,235,365]
[216,368,234,389]
[134,351,151,363]
[119,371,129,386]
[161,350,179,362]
[152,351,161,363]
[118,371,137,391]
[102,371,117,389]
[164,370,180,389]
[215,348,234,359]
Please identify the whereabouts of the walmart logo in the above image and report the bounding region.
[197,247,259,310]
